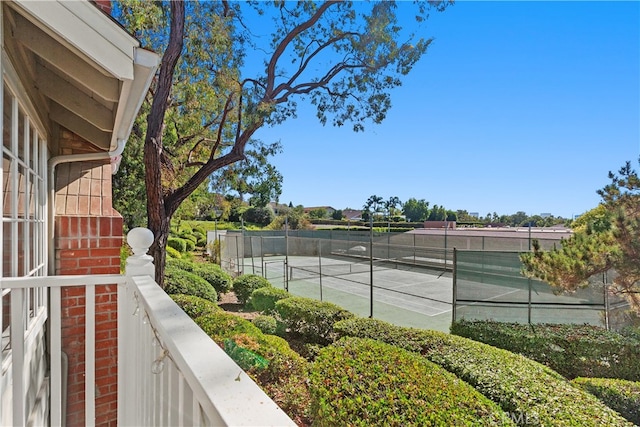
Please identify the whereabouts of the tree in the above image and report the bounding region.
[363,194,385,221]
[403,198,430,222]
[427,204,446,221]
[113,118,147,231]
[308,208,328,219]
[384,196,402,219]
[522,160,640,315]
[209,139,283,207]
[115,1,451,286]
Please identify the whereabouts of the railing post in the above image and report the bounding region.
[125,227,155,279]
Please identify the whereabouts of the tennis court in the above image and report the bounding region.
[243,255,454,332]
[453,250,626,328]
[220,231,629,332]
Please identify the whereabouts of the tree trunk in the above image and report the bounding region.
[144,1,185,288]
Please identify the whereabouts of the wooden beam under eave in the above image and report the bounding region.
[35,63,115,133]
[50,104,111,152]
[11,12,120,103]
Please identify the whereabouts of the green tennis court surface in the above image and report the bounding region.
[243,255,454,332]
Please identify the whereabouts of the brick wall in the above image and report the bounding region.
[55,130,122,426]
[92,0,112,14]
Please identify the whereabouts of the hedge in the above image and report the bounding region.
[195,311,311,421]
[166,245,181,259]
[169,294,219,319]
[233,274,272,305]
[275,297,354,344]
[167,259,233,296]
[334,318,632,426]
[167,237,187,253]
[196,311,262,342]
[572,377,640,425]
[183,238,196,252]
[250,287,290,313]
[164,266,217,302]
[310,337,512,426]
[252,315,278,335]
[450,320,640,381]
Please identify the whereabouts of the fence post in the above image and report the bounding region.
[452,248,457,325]
[125,227,155,279]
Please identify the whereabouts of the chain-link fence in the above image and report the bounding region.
[213,229,631,331]
[219,230,456,280]
[453,250,630,330]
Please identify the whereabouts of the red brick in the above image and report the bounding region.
[89,216,99,236]
[59,249,91,259]
[90,248,118,258]
[63,287,86,298]
[112,219,123,237]
[59,258,79,269]
[63,306,86,318]
[79,257,111,268]
[90,267,119,275]
[99,218,111,236]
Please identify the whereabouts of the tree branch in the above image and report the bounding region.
[266,1,339,95]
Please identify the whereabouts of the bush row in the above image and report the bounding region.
[233,274,272,305]
[167,258,232,296]
[334,317,632,426]
[274,296,355,344]
[167,223,208,255]
[170,294,220,319]
[249,286,290,313]
[572,377,640,425]
[164,266,217,302]
[450,319,640,381]
[310,337,512,426]
[195,311,311,422]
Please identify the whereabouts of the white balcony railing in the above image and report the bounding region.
[0,227,295,426]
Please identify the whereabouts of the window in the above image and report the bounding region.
[2,81,47,278]
[1,72,48,345]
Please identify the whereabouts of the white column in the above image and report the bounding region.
[125,227,155,279]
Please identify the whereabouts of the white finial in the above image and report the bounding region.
[126,227,155,279]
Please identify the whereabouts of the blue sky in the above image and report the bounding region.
[252,1,640,219]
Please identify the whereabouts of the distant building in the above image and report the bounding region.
[469,212,479,218]
[342,209,364,221]
[540,213,552,218]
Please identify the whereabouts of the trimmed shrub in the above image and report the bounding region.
[194,309,311,421]
[252,315,278,335]
[572,377,640,425]
[275,297,355,344]
[166,245,181,259]
[167,259,233,296]
[310,337,512,426]
[196,311,262,342]
[620,325,640,341]
[250,287,290,313]
[170,294,219,319]
[451,319,640,381]
[180,232,198,244]
[166,258,193,270]
[233,274,272,305]
[334,318,632,426]
[164,266,217,302]
[190,263,232,295]
[183,238,196,252]
[167,237,187,253]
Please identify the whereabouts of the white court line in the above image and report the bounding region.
[292,275,451,317]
